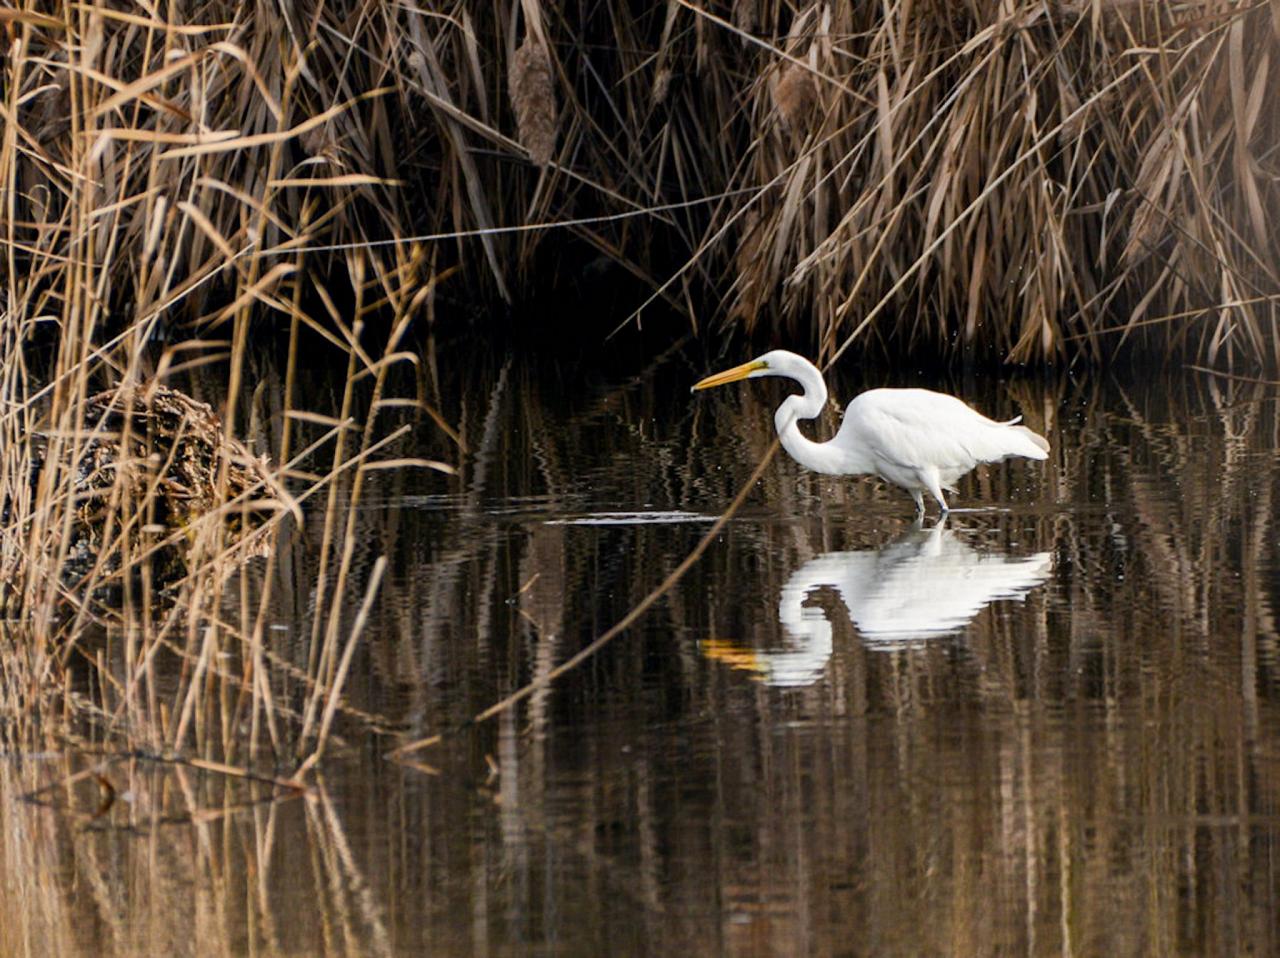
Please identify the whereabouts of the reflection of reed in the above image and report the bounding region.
[1,757,394,957]
[405,362,1279,954]
[5,357,1280,955]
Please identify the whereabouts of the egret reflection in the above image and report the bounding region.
[702,520,1052,686]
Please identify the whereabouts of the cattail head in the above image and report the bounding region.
[772,61,817,135]
[729,208,768,327]
[508,35,557,167]
[652,66,672,105]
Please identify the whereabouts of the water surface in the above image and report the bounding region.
[3,351,1279,956]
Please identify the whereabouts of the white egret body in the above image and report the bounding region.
[692,350,1049,514]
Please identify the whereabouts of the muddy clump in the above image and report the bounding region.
[5,385,290,619]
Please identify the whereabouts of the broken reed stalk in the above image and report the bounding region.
[297,555,388,775]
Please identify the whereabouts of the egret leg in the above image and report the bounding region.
[911,490,925,516]
[923,470,949,513]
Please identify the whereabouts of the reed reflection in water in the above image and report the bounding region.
[2,353,1279,956]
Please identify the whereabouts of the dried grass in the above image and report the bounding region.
[3,0,1279,775]
[700,0,1280,366]
[0,0,456,768]
[4,2,1278,373]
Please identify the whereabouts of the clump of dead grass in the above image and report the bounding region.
[772,61,818,136]
[13,384,288,620]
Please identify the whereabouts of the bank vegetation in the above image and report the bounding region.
[1,0,1277,757]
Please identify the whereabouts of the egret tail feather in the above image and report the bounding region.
[1010,424,1050,456]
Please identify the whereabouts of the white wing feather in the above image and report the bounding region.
[835,388,1048,479]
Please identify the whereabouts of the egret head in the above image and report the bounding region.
[691,350,805,392]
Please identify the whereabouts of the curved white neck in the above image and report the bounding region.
[774,384,850,476]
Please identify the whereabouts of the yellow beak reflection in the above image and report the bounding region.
[691,359,767,392]
[699,639,765,676]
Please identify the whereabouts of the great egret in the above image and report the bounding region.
[692,350,1049,514]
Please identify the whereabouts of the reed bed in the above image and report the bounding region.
[0,0,459,762]
[2,0,1277,761]
[720,0,1280,365]
[5,2,1275,373]
[415,0,1280,365]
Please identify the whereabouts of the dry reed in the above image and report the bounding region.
[0,1,455,771]
[3,0,1279,776]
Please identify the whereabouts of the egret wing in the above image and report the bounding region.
[836,388,1042,474]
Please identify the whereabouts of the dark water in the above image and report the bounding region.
[4,350,1280,956]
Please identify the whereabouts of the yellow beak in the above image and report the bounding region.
[691,359,767,392]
